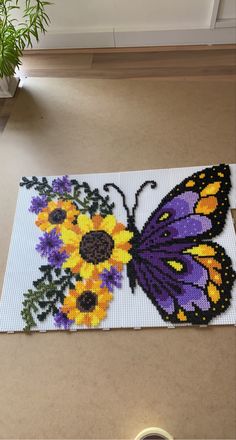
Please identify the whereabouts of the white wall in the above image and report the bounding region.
[48,0,213,31]
[16,0,236,48]
[218,0,236,19]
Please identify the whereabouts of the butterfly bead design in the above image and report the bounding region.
[104,164,235,324]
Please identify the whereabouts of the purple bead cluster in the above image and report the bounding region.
[52,175,72,194]
[54,311,73,329]
[100,267,122,292]
[29,195,48,214]
[36,229,68,268]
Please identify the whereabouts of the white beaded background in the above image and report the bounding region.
[0,164,236,332]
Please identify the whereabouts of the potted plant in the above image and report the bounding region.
[0,0,51,97]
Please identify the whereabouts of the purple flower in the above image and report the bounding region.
[100,267,122,292]
[54,311,73,329]
[29,195,48,214]
[48,250,68,268]
[36,229,62,257]
[52,175,72,194]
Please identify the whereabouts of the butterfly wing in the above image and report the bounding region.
[132,241,235,324]
[139,164,231,248]
[130,164,235,324]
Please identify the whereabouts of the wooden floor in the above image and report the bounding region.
[19,44,236,79]
[0,44,236,131]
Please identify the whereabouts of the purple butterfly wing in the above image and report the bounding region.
[132,242,234,324]
[129,164,235,324]
[140,164,231,247]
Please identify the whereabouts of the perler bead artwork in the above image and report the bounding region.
[0,164,236,332]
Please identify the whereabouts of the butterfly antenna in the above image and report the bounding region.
[132,180,157,218]
[103,183,130,217]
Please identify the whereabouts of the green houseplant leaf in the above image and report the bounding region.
[0,0,52,78]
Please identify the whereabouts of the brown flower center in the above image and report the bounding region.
[79,230,114,264]
[48,208,67,224]
[76,291,97,312]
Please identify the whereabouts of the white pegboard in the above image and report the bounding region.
[0,164,235,332]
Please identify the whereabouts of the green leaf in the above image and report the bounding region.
[0,0,52,78]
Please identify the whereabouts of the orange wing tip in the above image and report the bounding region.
[207,282,220,304]
[185,180,195,188]
[195,196,218,215]
[184,245,216,257]
[200,181,221,197]
[209,269,222,286]
[177,309,187,321]
[195,257,222,270]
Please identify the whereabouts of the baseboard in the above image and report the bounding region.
[32,26,236,50]
[114,26,236,47]
[34,29,115,49]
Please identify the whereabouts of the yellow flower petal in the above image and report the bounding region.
[62,200,73,210]
[75,313,86,325]
[47,224,55,232]
[100,215,116,234]
[37,222,50,231]
[61,227,79,245]
[37,212,48,221]
[97,261,111,273]
[75,281,85,294]
[98,292,113,303]
[112,248,132,263]
[113,230,133,245]
[48,200,57,210]
[77,214,93,233]
[63,296,76,309]
[80,262,94,279]
[66,212,76,221]
[62,252,81,269]
[67,309,77,320]
[90,309,106,326]
[92,280,104,292]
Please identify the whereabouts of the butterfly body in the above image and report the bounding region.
[106,164,235,325]
[126,218,140,293]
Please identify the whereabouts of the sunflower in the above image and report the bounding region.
[61,214,133,278]
[35,200,79,233]
[61,278,113,327]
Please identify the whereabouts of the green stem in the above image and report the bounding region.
[21,282,55,331]
[49,189,89,209]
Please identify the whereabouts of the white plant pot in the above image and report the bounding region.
[0,76,19,98]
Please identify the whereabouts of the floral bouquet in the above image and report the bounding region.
[20,175,133,331]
